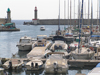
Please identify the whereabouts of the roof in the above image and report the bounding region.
[4,23,13,26]
[7,8,10,12]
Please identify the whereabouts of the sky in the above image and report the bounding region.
[0,0,98,20]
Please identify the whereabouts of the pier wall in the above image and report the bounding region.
[39,19,99,25]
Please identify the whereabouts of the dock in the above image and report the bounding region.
[0,28,20,31]
[1,57,100,67]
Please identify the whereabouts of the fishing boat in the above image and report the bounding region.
[87,63,100,75]
[3,59,24,69]
[45,52,68,74]
[71,0,95,60]
[25,59,43,70]
[16,36,34,51]
[40,26,45,31]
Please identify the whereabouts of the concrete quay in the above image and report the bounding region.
[23,19,100,25]
[0,28,20,31]
[0,58,100,68]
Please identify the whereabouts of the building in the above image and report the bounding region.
[0,8,11,25]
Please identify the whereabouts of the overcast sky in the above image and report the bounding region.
[0,0,98,20]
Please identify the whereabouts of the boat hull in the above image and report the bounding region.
[26,65,43,71]
[17,45,32,51]
[45,67,68,74]
[72,52,95,59]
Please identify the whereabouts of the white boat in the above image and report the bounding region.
[25,59,43,70]
[87,63,100,75]
[3,59,24,69]
[40,26,45,31]
[64,32,74,42]
[32,35,52,49]
[45,52,68,74]
[0,68,4,75]
[88,35,100,52]
[16,36,34,51]
[71,47,95,59]
[69,41,78,51]
[50,41,70,59]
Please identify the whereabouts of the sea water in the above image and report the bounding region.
[0,20,92,75]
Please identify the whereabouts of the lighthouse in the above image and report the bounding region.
[7,8,11,23]
[32,6,39,25]
[34,7,37,19]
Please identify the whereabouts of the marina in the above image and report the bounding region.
[1,0,100,75]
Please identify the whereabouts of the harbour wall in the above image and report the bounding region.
[39,19,99,25]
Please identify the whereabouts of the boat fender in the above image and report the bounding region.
[31,62,34,68]
[35,63,38,68]
[53,62,58,72]
[89,47,94,51]
[8,61,12,70]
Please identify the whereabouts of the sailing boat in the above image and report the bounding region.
[71,0,95,59]
[64,0,74,42]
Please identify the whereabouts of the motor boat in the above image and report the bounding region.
[27,35,52,59]
[3,59,24,69]
[69,41,78,51]
[25,59,43,70]
[32,35,52,49]
[71,47,95,59]
[40,26,45,31]
[50,41,70,59]
[45,52,68,74]
[88,35,100,52]
[87,63,100,75]
[16,36,34,51]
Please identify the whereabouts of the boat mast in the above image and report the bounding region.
[58,0,60,31]
[79,0,84,51]
[64,0,66,30]
[68,0,69,32]
[99,0,100,31]
[88,0,90,26]
[97,0,99,30]
[70,0,71,29]
[91,0,93,36]
[74,0,75,27]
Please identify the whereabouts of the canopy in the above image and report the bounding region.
[65,33,73,35]
[4,23,13,26]
[91,35,100,37]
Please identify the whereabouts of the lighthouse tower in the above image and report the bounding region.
[32,6,39,25]
[34,7,37,19]
[7,8,11,23]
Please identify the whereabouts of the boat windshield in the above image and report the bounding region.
[49,54,63,64]
[55,50,66,52]
[37,36,46,40]
[20,39,30,43]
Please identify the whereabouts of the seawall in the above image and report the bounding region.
[24,19,100,25]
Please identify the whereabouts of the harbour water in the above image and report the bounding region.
[0,20,92,75]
